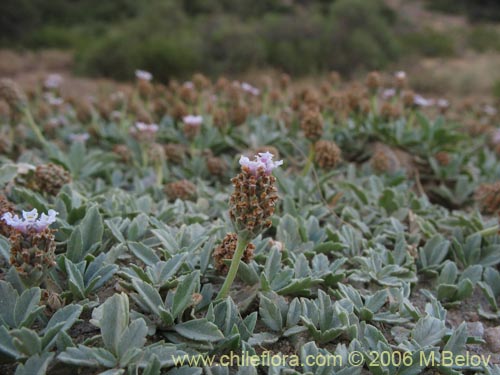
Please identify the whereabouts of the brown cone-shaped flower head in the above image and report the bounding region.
[165,179,197,201]
[229,152,282,240]
[34,163,71,196]
[475,182,500,214]
[314,140,342,169]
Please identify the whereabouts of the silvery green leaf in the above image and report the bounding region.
[100,293,129,355]
[14,287,44,329]
[0,326,21,360]
[259,294,283,332]
[81,205,104,254]
[172,271,199,319]
[443,322,467,356]
[173,319,223,342]
[128,242,161,267]
[412,316,446,347]
[66,226,84,262]
[131,279,163,316]
[11,328,42,356]
[14,352,54,375]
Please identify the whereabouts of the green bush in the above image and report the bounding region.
[71,0,402,80]
[325,0,400,74]
[401,29,456,57]
[493,80,500,99]
[467,26,500,52]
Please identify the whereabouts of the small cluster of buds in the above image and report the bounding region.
[34,163,71,196]
[0,78,27,112]
[300,109,324,141]
[314,140,342,169]
[0,195,15,237]
[229,152,282,240]
[2,209,58,287]
[206,156,228,178]
[475,182,500,214]
[165,179,197,201]
[213,233,255,274]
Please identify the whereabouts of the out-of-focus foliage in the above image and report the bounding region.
[1,0,400,79]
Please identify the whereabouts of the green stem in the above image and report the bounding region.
[301,143,315,176]
[23,107,48,147]
[216,236,249,300]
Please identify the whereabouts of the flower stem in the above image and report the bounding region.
[23,107,48,147]
[301,143,315,176]
[216,236,249,300]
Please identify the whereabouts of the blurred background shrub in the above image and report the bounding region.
[2,0,500,81]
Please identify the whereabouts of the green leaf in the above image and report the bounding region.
[128,242,161,267]
[259,294,283,332]
[412,316,446,347]
[173,319,224,342]
[117,318,148,360]
[14,352,54,375]
[80,206,104,254]
[15,287,43,329]
[100,293,129,355]
[172,271,199,319]
[66,227,84,262]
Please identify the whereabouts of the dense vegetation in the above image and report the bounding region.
[0,69,500,374]
[0,0,400,79]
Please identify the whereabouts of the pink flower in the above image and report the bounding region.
[414,94,434,107]
[44,74,63,89]
[2,209,58,233]
[395,71,406,80]
[239,151,283,175]
[382,88,396,99]
[134,122,159,133]
[492,129,500,144]
[69,133,90,143]
[241,82,260,96]
[135,70,152,81]
[183,115,203,127]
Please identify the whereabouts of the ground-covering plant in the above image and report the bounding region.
[0,70,500,374]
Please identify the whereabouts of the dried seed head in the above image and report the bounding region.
[212,108,228,129]
[192,73,210,90]
[300,109,324,141]
[113,144,132,163]
[137,79,154,99]
[366,71,382,91]
[206,156,228,177]
[475,182,500,214]
[164,143,187,164]
[0,78,27,111]
[0,195,15,237]
[280,73,291,90]
[8,227,56,287]
[34,163,71,196]
[402,90,415,108]
[76,101,93,124]
[165,179,197,201]
[380,102,401,120]
[147,143,165,164]
[171,102,188,122]
[213,233,255,274]
[229,153,281,240]
[228,104,249,126]
[314,140,342,169]
[435,151,451,166]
